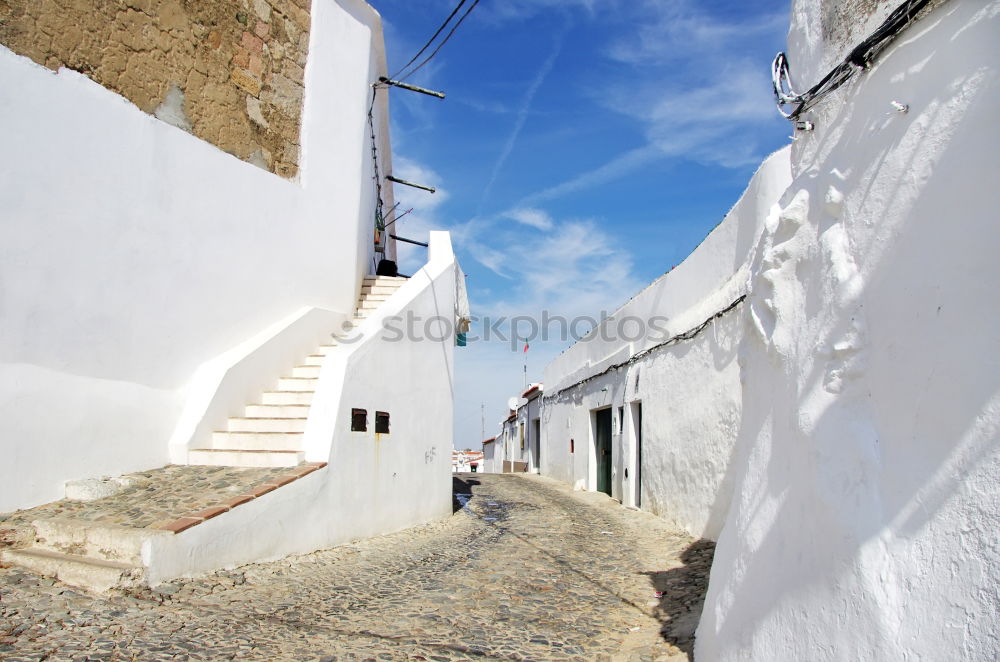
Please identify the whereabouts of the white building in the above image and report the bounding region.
[491,384,543,473]
[1,0,464,587]
[451,449,484,473]
[539,0,1000,659]
[481,437,498,473]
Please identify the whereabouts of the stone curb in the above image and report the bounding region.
[155,462,326,535]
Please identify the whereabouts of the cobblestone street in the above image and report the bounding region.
[0,474,712,661]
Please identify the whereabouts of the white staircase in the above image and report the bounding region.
[187,276,406,467]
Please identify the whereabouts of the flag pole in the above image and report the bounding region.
[522,337,528,391]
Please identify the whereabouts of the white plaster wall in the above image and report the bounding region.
[540,149,791,535]
[514,393,543,472]
[0,0,393,511]
[481,442,496,473]
[148,234,457,581]
[697,1,1000,659]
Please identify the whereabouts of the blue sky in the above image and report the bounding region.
[367,0,792,448]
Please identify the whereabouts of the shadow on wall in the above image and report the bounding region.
[643,538,716,658]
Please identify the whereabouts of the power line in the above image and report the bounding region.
[390,0,468,80]
[772,0,937,122]
[398,0,480,82]
[542,296,747,403]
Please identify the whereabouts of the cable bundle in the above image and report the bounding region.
[772,0,936,120]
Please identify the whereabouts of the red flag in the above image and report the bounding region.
[523,340,529,353]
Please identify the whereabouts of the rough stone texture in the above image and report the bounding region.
[0,0,311,178]
[0,474,711,660]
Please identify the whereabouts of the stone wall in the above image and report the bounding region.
[0,0,310,178]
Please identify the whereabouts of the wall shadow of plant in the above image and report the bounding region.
[642,538,715,658]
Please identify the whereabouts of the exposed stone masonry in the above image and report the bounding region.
[0,0,310,178]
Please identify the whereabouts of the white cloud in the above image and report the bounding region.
[519,144,665,207]
[506,207,553,231]
[505,3,788,206]
[606,4,786,66]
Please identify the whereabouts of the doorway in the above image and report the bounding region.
[532,418,541,473]
[594,408,612,496]
[630,401,643,508]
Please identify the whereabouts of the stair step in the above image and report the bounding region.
[357,300,383,310]
[188,449,305,468]
[363,276,407,282]
[1,547,142,593]
[314,344,339,356]
[227,417,307,432]
[360,285,397,295]
[276,377,318,392]
[211,431,303,450]
[245,404,310,418]
[291,365,321,378]
[302,355,326,367]
[261,391,314,405]
[31,519,165,566]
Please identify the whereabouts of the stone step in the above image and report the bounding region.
[360,284,398,295]
[261,390,314,406]
[363,276,407,283]
[226,417,307,432]
[357,299,383,310]
[302,355,326,367]
[245,404,311,418]
[211,431,303,451]
[187,449,305,468]
[1,547,143,593]
[31,518,166,566]
[291,365,321,378]
[276,377,318,392]
[314,344,339,356]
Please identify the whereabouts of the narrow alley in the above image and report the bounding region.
[1,474,711,661]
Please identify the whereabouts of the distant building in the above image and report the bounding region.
[481,437,498,473]
[452,449,484,473]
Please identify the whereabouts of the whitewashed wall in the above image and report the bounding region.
[0,0,395,512]
[697,1,1000,660]
[148,234,457,580]
[540,148,792,535]
[482,440,498,473]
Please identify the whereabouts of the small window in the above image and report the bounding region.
[375,411,390,434]
[618,406,624,434]
[570,438,575,454]
[351,408,367,432]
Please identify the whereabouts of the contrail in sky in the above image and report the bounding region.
[478,28,568,213]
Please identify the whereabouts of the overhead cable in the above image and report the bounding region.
[389,0,468,80]
[772,0,937,121]
[542,296,747,403]
[398,0,480,82]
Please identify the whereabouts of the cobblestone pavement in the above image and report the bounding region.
[0,474,713,661]
[0,466,293,531]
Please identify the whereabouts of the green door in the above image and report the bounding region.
[595,408,612,496]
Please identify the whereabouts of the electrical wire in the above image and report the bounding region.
[398,0,480,82]
[772,0,937,120]
[367,85,386,235]
[390,0,467,80]
[542,296,747,403]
